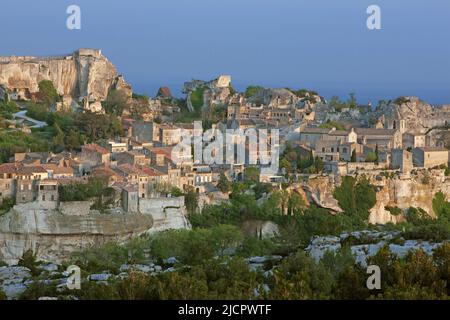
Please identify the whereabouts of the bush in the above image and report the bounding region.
[71,242,129,274]
[18,250,40,276]
[237,237,276,257]
[38,80,59,105]
[385,206,402,216]
[0,197,15,214]
[333,176,376,223]
[59,178,110,202]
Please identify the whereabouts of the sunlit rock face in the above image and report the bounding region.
[302,170,449,225]
[0,49,131,104]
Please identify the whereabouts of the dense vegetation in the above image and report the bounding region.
[329,93,358,111]
[0,128,50,163]
[244,86,264,99]
[19,233,450,300]
[279,144,324,175]
[59,178,115,211]
[25,102,123,152]
[319,120,345,130]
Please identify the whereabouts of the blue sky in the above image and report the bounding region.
[1,0,449,104]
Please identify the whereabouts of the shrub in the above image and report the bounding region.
[0,197,15,214]
[18,250,40,276]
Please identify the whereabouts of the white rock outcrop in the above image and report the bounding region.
[0,49,131,106]
[0,204,153,265]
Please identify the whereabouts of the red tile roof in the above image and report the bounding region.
[140,166,164,176]
[82,143,110,155]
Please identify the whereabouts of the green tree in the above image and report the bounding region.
[347,92,357,109]
[38,80,58,105]
[374,144,379,165]
[433,191,450,220]
[185,188,199,215]
[18,250,39,276]
[170,187,183,197]
[244,167,259,184]
[210,225,243,258]
[287,192,306,215]
[217,173,232,193]
[333,176,376,222]
[52,123,65,150]
[64,129,82,150]
[365,151,378,162]
[351,149,357,162]
[244,86,263,98]
[103,89,129,116]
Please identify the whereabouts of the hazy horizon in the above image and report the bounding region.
[1,0,449,105]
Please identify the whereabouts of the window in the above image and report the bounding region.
[51,195,54,201]
[42,195,45,201]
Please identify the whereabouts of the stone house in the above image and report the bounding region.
[412,147,449,168]
[7,165,49,203]
[159,123,199,147]
[391,149,413,172]
[355,128,402,149]
[299,127,331,148]
[324,128,358,144]
[42,164,74,179]
[80,144,110,167]
[402,132,426,149]
[114,164,150,198]
[116,151,149,166]
[108,141,128,153]
[131,121,154,143]
[91,166,125,186]
[314,140,362,162]
[0,163,22,201]
[37,180,59,209]
[121,184,139,213]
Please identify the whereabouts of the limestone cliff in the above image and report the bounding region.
[0,203,152,265]
[302,170,450,224]
[368,171,450,224]
[301,175,343,213]
[0,49,131,104]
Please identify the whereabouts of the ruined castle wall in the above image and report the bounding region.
[0,50,131,103]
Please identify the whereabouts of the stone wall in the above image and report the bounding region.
[59,201,92,216]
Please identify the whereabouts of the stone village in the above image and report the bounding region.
[0,49,449,278]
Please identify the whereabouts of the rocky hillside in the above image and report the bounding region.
[301,170,450,224]
[0,49,131,103]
